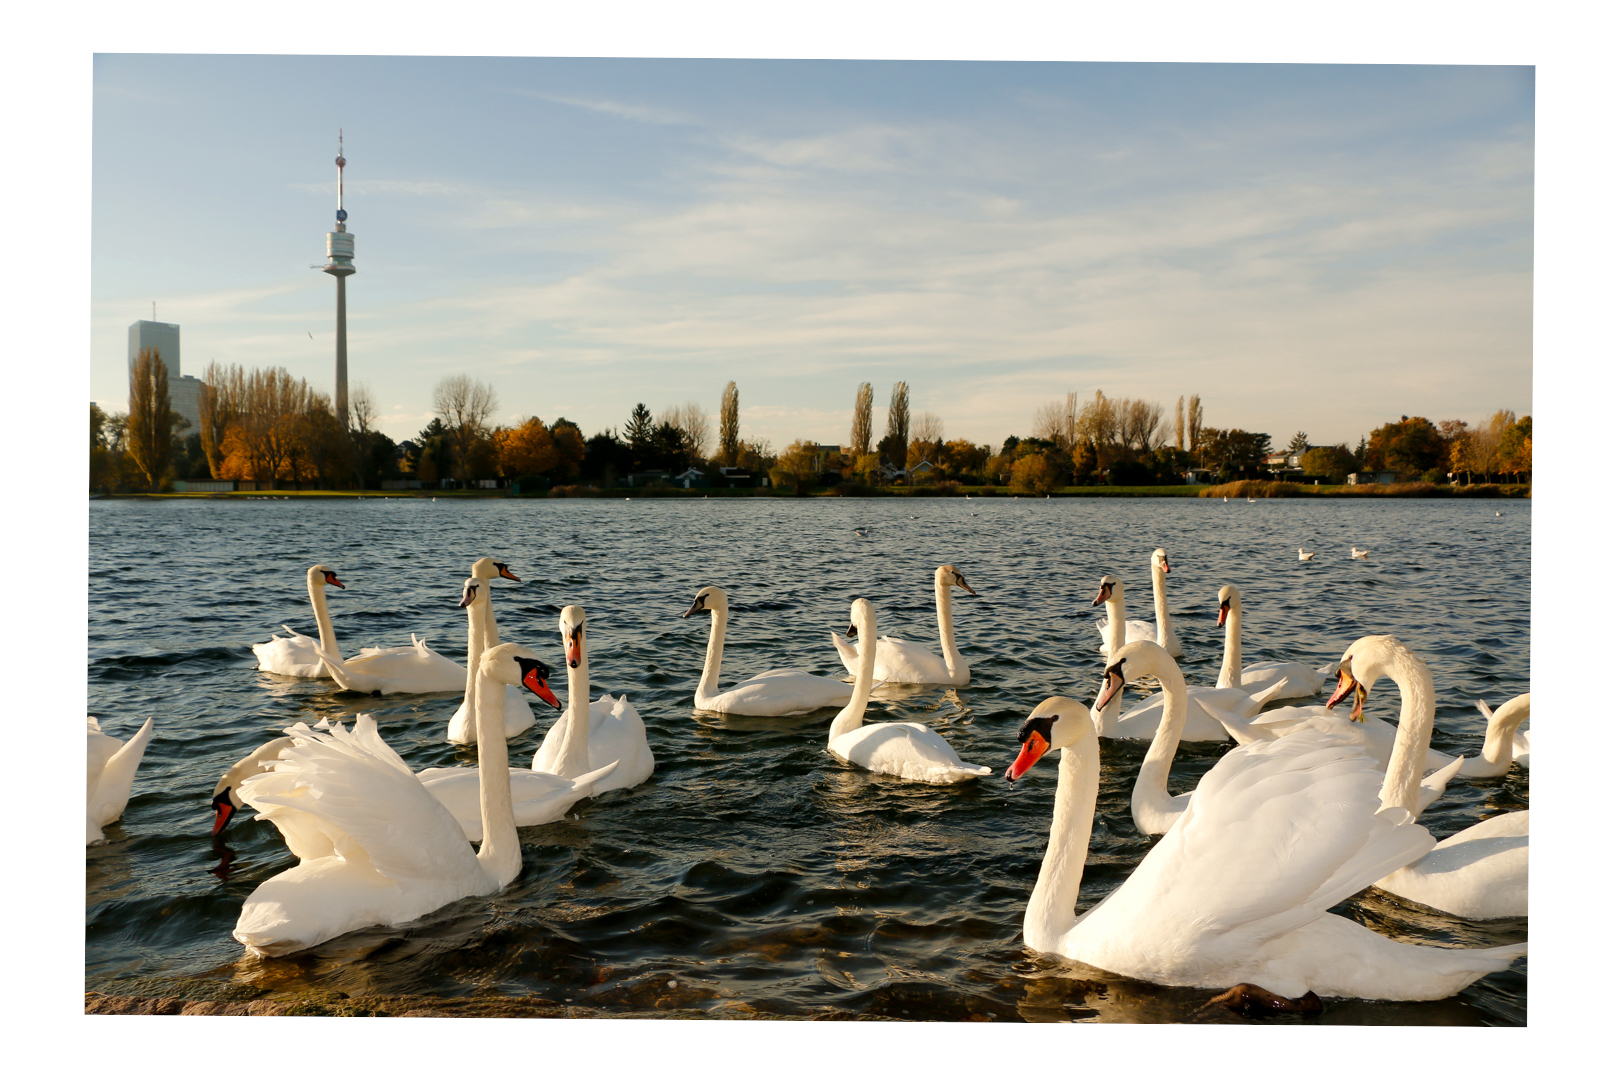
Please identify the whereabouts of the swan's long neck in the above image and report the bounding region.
[697,605,727,700]
[1151,561,1179,654]
[935,576,963,679]
[1094,593,1125,736]
[559,638,593,778]
[473,663,520,887]
[1133,659,1188,825]
[1025,733,1100,954]
[461,595,486,707]
[483,585,501,649]
[1215,598,1242,689]
[828,621,876,743]
[308,571,340,658]
[1481,694,1530,769]
[1378,645,1438,815]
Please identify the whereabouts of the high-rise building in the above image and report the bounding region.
[128,318,202,435]
[322,133,355,423]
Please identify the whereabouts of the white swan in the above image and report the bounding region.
[232,642,557,957]
[829,564,974,686]
[1003,695,1525,1000]
[1093,640,1245,835]
[531,604,654,794]
[312,606,468,698]
[250,565,345,678]
[826,599,990,783]
[87,716,154,845]
[1213,584,1335,699]
[1094,550,1181,657]
[1103,602,1290,742]
[1326,637,1527,920]
[448,561,536,743]
[1299,548,1316,561]
[211,736,297,835]
[1459,694,1530,777]
[1088,575,1128,737]
[682,586,853,716]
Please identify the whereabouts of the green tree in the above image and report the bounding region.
[1010,452,1060,495]
[624,402,655,450]
[1300,444,1357,483]
[1364,416,1445,475]
[878,381,910,465]
[769,440,823,494]
[850,381,873,457]
[718,382,740,467]
[1287,431,1309,456]
[1071,437,1099,484]
[126,347,181,491]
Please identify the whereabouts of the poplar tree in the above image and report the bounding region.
[1187,394,1203,457]
[850,381,873,456]
[718,381,740,466]
[1174,396,1185,451]
[127,347,179,491]
[878,381,910,465]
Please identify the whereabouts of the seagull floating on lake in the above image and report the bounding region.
[1351,548,1370,559]
[1298,548,1315,561]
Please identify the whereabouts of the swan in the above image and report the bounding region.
[1093,640,1247,835]
[1351,548,1371,559]
[1100,597,1290,742]
[88,716,155,845]
[311,599,468,699]
[682,586,853,716]
[250,565,345,678]
[531,604,654,794]
[1325,637,1527,919]
[1094,550,1181,657]
[826,599,990,783]
[1298,548,1315,561]
[829,564,975,686]
[1088,575,1128,737]
[447,561,536,743]
[231,642,562,957]
[1213,584,1335,699]
[1003,696,1526,1001]
[1458,694,1530,777]
[211,735,297,835]
[1091,573,1154,658]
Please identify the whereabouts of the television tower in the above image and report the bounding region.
[322,131,355,423]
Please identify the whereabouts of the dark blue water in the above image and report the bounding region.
[86,495,1528,1023]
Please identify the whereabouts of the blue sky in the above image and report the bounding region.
[92,57,1532,450]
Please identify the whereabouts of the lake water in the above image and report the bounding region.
[86,495,1528,1023]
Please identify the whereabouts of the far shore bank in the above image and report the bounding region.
[95,480,1529,501]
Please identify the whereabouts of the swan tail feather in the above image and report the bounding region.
[1475,698,1495,722]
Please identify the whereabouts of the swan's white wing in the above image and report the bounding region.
[1077,733,1434,960]
[240,718,477,883]
[748,666,819,680]
[87,718,154,830]
[869,638,953,684]
[715,672,852,715]
[829,721,991,783]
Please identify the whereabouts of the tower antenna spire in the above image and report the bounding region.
[322,131,356,427]
[337,129,345,213]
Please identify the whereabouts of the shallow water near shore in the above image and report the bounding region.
[86,496,1528,1023]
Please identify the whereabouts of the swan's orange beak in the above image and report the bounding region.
[522,667,563,710]
[1325,669,1366,721]
[955,573,977,596]
[210,792,236,835]
[565,625,583,669]
[1094,660,1127,711]
[496,563,521,582]
[1217,599,1230,628]
[1006,714,1057,782]
[324,572,345,589]
[1091,582,1111,607]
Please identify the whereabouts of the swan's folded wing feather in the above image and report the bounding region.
[240,721,477,883]
[747,667,817,681]
[1091,734,1434,954]
[88,718,154,826]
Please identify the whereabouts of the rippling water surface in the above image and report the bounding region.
[86,496,1528,1023]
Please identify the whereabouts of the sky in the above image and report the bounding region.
[91,56,1533,451]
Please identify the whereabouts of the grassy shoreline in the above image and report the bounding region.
[99,481,1529,500]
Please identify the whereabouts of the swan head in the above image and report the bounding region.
[308,564,345,589]
[481,642,563,710]
[683,585,729,619]
[210,735,298,835]
[1216,584,1241,627]
[1005,697,1093,782]
[1152,549,1170,575]
[458,577,483,609]
[937,564,977,595]
[560,605,586,668]
[1325,634,1411,721]
[1094,639,1177,712]
[471,557,521,582]
[844,597,877,639]
[1091,574,1121,607]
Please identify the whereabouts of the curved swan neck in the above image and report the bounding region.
[935,573,963,678]
[473,663,520,885]
[559,632,593,777]
[1215,596,1242,689]
[1026,735,1100,953]
[829,612,877,742]
[1376,643,1438,815]
[698,604,727,700]
[1481,695,1530,769]
[308,569,340,658]
[1133,658,1187,825]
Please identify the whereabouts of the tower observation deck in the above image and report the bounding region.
[322,133,355,422]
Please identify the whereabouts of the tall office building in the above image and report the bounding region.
[128,318,202,435]
[322,133,356,423]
